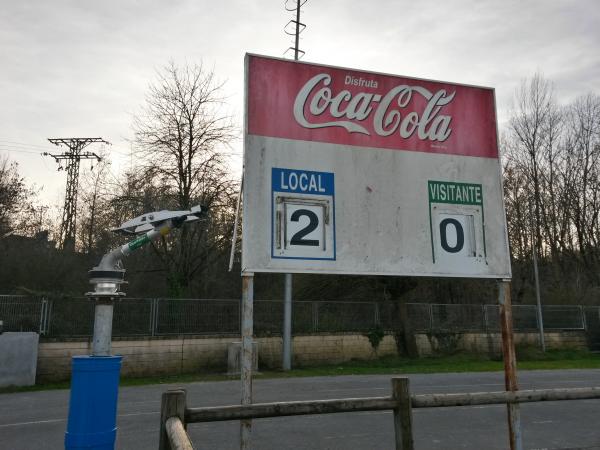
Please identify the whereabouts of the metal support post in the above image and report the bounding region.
[150,298,159,337]
[92,300,114,356]
[529,201,545,352]
[241,274,254,450]
[532,249,545,352]
[283,273,293,371]
[39,297,51,335]
[428,304,434,332]
[39,298,45,335]
[482,304,488,332]
[498,280,523,450]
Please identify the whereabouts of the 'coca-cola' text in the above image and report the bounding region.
[293,73,456,142]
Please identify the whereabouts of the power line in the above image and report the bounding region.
[106,147,131,157]
[0,145,55,173]
[0,139,163,160]
[0,146,45,155]
[0,140,57,150]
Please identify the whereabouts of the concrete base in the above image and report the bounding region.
[0,332,39,387]
[227,341,258,375]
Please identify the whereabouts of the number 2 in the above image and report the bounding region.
[290,209,319,246]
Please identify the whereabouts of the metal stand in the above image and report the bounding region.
[92,298,116,356]
[65,208,203,450]
[283,273,293,370]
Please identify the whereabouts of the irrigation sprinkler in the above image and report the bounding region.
[65,205,205,450]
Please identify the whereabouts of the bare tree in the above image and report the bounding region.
[504,77,600,298]
[564,94,600,274]
[0,156,37,237]
[502,155,530,260]
[131,62,238,295]
[132,62,237,209]
[509,74,563,262]
[78,153,113,254]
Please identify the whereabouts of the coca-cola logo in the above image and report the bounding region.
[293,73,456,142]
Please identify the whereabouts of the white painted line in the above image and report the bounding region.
[0,411,159,428]
[316,387,387,393]
[120,400,161,406]
[0,418,65,428]
[118,411,159,418]
[423,383,505,389]
[324,433,371,440]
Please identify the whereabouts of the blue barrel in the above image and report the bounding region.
[65,355,122,450]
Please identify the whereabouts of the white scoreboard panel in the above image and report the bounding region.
[242,54,511,279]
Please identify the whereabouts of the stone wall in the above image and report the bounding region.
[37,337,231,382]
[415,331,587,356]
[257,334,398,368]
[37,331,587,382]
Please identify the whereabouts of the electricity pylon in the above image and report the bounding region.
[44,137,109,251]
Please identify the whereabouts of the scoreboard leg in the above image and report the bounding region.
[240,274,254,450]
[283,273,293,370]
[498,280,523,450]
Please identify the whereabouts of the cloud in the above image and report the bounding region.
[1,0,598,201]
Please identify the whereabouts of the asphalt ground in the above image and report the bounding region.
[2,369,600,449]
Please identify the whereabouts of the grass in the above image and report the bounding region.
[2,348,599,395]
[261,348,600,378]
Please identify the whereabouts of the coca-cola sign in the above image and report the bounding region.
[247,54,498,158]
[293,73,455,141]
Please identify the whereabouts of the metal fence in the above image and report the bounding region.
[0,295,594,338]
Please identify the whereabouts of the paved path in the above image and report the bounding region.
[2,369,600,449]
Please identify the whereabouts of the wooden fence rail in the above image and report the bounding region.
[158,378,600,450]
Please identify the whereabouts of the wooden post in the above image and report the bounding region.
[159,389,187,450]
[392,377,414,450]
[498,280,523,450]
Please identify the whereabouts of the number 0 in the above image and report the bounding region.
[439,218,464,253]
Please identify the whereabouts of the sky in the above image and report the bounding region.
[1,0,599,209]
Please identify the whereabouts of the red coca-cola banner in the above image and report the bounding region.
[246,55,499,158]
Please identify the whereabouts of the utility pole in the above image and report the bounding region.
[284,0,306,60]
[238,5,309,449]
[529,200,545,351]
[282,0,307,372]
[44,137,109,251]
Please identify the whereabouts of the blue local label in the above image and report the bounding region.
[272,168,334,195]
